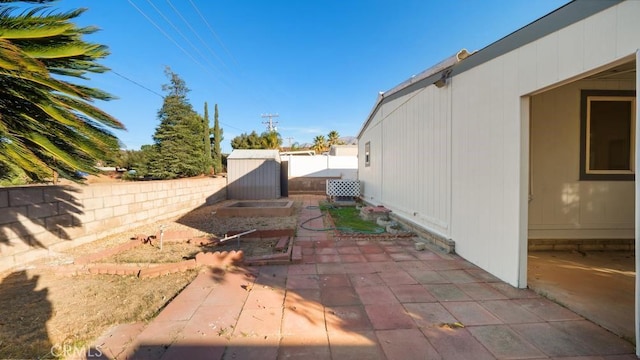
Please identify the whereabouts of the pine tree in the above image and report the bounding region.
[150,68,206,179]
[203,102,212,174]
[212,103,224,173]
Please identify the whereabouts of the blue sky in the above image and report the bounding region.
[52,0,569,152]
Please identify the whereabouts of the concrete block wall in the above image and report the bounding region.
[0,177,226,271]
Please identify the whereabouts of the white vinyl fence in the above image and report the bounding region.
[282,155,357,179]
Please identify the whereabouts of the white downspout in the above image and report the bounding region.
[635,49,640,357]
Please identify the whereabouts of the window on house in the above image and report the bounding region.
[365,141,370,167]
[580,90,636,180]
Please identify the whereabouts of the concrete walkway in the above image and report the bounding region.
[93,195,636,359]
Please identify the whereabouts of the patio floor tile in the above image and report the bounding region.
[321,286,361,306]
[364,303,417,330]
[376,329,440,360]
[325,305,373,332]
[441,301,502,326]
[389,284,437,303]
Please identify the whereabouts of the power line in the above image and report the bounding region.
[126,0,217,82]
[187,0,237,67]
[166,0,229,73]
[111,70,164,98]
[145,0,221,74]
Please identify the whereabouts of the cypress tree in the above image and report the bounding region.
[212,104,224,173]
[203,102,212,174]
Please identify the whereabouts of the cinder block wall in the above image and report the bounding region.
[0,177,226,271]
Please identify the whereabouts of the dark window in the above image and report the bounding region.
[365,141,370,167]
[580,90,636,180]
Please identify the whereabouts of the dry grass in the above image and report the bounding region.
[0,268,197,359]
[0,199,302,359]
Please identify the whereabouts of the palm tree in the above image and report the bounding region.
[312,135,327,153]
[0,2,124,183]
[260,131,282,150]
[327,130,344,147]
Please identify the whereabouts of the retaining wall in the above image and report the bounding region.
[0,177,226,271]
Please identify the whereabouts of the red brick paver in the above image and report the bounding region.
[89,195,636,359]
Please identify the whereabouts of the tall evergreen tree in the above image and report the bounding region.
[203,102,212,174]
[212,103,223,173]
[0,1,124,183]
[150,68,206,179]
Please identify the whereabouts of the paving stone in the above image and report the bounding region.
[281,305,327,336]
[403,303,457,328]
[349,273,386,287]
[365,303,417,330]
[369,261,401,273]
[388,252,417,261]
[278,335,331,360]
[287,264,317,275]
[465,268,501,282]
[359,244,385,254]
[511,322,594,357]
[397,260,430,271]
[364,253,393,262]
[389,284,437,303]
[233,307,283,337]
[315,254,341,263]
[243,287,286,309]
[342,262,376,274]
[223,336,279,360]
[489,282,540,299]
[549,320,635,355]
[319,273,351,288]
[328,330,386,360]
[316,247,338,255]
[286,274,320,289]
[438,270,480,284]
[457,283,508,300]
[284,288,322,307]
[424,284,472,302]
[93,322,146,359]
[376,328,441,360]
[316,263,346,274]
[340,254,368,263]
[378,270,419,286]
[468,325,545,359]
[421,326,496,360]
[406,269,450,284]
[423,260,471,270]
[441,301,502,326]
[321,286,361,306]
[355,285,399,305]
[479,299,542,324]
[325,305,373,332]
[337,246,362,255]
[162,343,226,360]
[514,298,584,321]
[154,299,202,322]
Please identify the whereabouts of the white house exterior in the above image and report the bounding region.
[357,0,639,348]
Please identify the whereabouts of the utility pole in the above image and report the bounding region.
[285,137,294,149]
[261,113,279,132]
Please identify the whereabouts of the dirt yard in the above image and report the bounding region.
[0,199,302,359]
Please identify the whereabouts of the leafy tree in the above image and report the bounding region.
[211,103,223,173]
[0,1,125,183]
[327,130,345,146]
[150,68,206,179]
[231,131,262,149]
[312,135,327,153]
[203,102,212,174]
[260,131,282,149]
